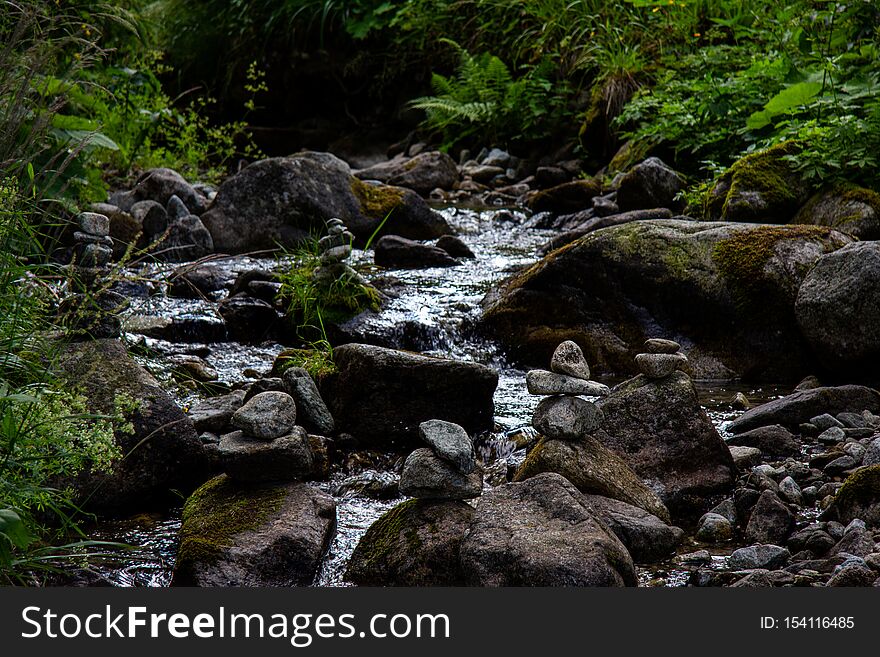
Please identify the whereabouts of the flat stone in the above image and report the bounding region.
[231,391,297,440]
[318,231,354,251]
[549,340,591,381]
[729,445,762,469]
[320,244,352,264]
[418,419,475,474]
[634,352,688,378]
[78,212,110,236]
[532,395,603,440]
[729,544,791,570]
[399,448,482,500]
[215,428,313,483]
[526,370,610,397]
[644,338,681,354]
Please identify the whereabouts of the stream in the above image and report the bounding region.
[91,205,796,587]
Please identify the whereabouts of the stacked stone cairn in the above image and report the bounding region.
[214,391,314,483]
[526,340,611,440]
[58,211,126,338]
[313,218,365,287]
[399,419,483,500]
[634,338,689,379]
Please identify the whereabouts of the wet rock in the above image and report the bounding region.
[710,498,739,525]
[812,413,845,431]
[166,194,190,221]
[696,512,734,543]
[828,520,875,557]
[159,215,213,262]
[513,435,670,522]
[729,544,791,570]
[817,426,846,445]
[323,344,497,449]
[549,340,591,380]
[481,219,851,379]
[787,524,836,557]
[333,470,399,500]
[526,370,610,396]
[187,390,247,434]
[728,385,880,434]
[346,499,473,586]
[215,428,313,483]
[525,178,602,214]
[355,151,459,196]
[217,296,279,342]
[795,241,880,375]
[173,475,335,586]
[201,153,450,253]
[281,368,334,435]
[168,262,231,298]
[124,167,208,215]
[863,437,880,467]
[729,446,762,470]
[435,235,475,259]
[581,494,684,562]
[778,476,804,505]
[58,339,208,515]
[461,473,637,586]
[231,391,297,441]
[417,419,475,474]
[823,465,880,528]
[616,157,685,212]
[398,448,482,500]
[243,377,284,403]
[532,396,603,439]
[726,424,800,457]
[745,491,795,544]
[536,208,674,255]
[827,559,876,586]
[644,338,680,354]
[130,200,168,238]
[373,235,458,269]
[634,352,688,379]
[598,371,736,518]
[793,183,880,240]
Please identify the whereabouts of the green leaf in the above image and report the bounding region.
[0,509,33,550]
[763,81,823,115]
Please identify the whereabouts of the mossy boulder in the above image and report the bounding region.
[824,465,880,528]
[792,183,880,239]
[597,371,737,519]
[346,499,473,586]
[201,152,450,253]
[707,142,811,223]
[58,338,209,516]
[513,435,670,522]
[525,178,602,214]
[480,219,852,380]
[172,474,336,586]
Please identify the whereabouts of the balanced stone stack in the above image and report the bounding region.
[313,218,364,287]
[214,391,314,483]
[398,419,483,500]
[58,211,126,338]
[634,338,689,379]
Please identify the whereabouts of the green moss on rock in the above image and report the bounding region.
[829,465,880,526]
[350,177,405,219]
[348,499,422,573]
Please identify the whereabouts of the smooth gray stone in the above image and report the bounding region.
[282,368,334,435]
[231,391,297,441]
[532,395,603,440]
[634,352,688,378]
[550,340,591,381]
[418,419,475,474]
[526,370,610,397]
[399,448,482,500]
[644,338,681,354]
[78,212,110,237]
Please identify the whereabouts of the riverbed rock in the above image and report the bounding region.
[537,208,675,255]
[706,142,811,224]
[792,184,880,240]
[531,395,603,439]
[201,153,450,253]
[460,473,637,586]
[726,424,801,457]
[418,420,475,474]
[795,241,880,376]
[729,544,791,570]
[525,178,602,214]
[581,494,683,562]
[513,435,670,522]
[616,157,685,212]
[373,235,459,269]
[215,428,313,483]
[118,167,208,215]
[823,465,880,528]
[481,219,851,379]
[230,391,298,441]
[745,490,795,544]
[550,340,591,380]
[168,262,230,298]
[160,214,214,261]
[58,338,208,515]
[526,369,610,396]
[696,512,734,543]
[346,499,473,586]
[217,296,279,342]
[322,344,497,449]
[398,448,482,500]
[728,385,880,434]
[597,372,736,518]
[435,235,475,259]
[281,368,334,435]
[173,475,335,586]
[187,390,247,434]
[354,151,459,196]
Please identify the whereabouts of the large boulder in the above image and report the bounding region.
[173,475,336,586]
[346,499,473,585]
[58,339,208,515]
[460,473,637,586]
[728,385,880,434]
[481,219,851,379]
[201,152,450,253]
[321,344,497,449]
[706,142,811,224]
[795,242,880,377]
[792,184,880,240]
[513,436,670,521]
[580,494,684,562]
[616,157,685,212]
[597,372,737,518]
[354,152,459,196]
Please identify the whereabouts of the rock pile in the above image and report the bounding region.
[313,218,363,287]
[398,419,482,500]
[634,338,689,379]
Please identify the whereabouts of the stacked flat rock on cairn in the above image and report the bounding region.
[313,218,365,287]
[58,211,126,338]
[634,338,689,379]
[527,341,610,440]
[399,420,483,500]
[213,391,314,483]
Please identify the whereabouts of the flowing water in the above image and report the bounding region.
[94,205,795,587]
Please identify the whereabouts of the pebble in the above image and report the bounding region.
[549,340,591,381]
[634,352,688,379]
[526,370,610,397]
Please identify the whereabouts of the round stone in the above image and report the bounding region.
[634,352,688,378]
[550,340,591,381]
[643,338,681,354]
[532,396,603,440]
